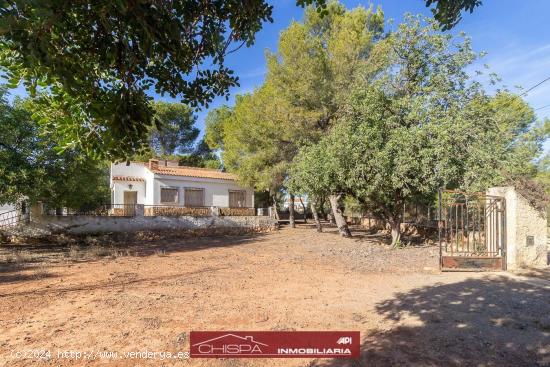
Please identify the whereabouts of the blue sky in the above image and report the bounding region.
[181,0,550,142]
[7,1,550,148]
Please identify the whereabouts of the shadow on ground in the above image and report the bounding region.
[0,232,267,285]
[312,275,550,366]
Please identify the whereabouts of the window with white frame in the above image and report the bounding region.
[160,187,178,204]
[229,190,246,207]
[184,188,205,207]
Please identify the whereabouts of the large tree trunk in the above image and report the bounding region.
[289,194,296,228]
[310,198,322,232]
[328,194,351,237]
[389,216,402,247]
[299,197,307,223]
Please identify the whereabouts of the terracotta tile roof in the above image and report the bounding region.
[150,166,238,181]
[112,176,145,182]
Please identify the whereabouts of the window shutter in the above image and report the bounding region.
[160,188,178,203]
[229,191,246,207]
[185,188,204,207]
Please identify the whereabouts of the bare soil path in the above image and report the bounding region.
[0,225,548,366]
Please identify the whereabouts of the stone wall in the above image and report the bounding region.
[219,207,255,216]
[144,206,211,217]
[9,215,278,237]
[487,186,548,269]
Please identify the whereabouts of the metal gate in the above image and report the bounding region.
[438,189,506,271]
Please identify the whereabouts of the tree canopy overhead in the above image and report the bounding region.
[425,0,482,30]
[0,0,326,160]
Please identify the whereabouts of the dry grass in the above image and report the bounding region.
[5,250,33,264]
[67,245,79,259]
[154,249,167,257]
[32,266,49,279]
[87,244,112,258]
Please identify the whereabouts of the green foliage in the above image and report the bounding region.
[0,91,109,208]
[149,101,199,156]
[266,2,384,136]
[178,139,221,169]
[221,83,299,191]
[204,105,233,151]
[0,1,333,160]
[217,2,384,193]
[290,15,547,244]
[425,0,482,31]
[0,91,39,204]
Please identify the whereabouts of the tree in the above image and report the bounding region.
[35,149,110,212]
[265,2,383,229]
[288,139,351,236]
[204,105,233,151]
[178,139,222,169]
[209,2,384,229]
[149,101,199,156]
[266,2,384,139]
[0,91,40,204]
[291,16,547,246]
[219,83,299,206]
[425,0,482,30]
[0,92,109,209]
[0,1,329,160]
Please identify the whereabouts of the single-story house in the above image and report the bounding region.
[110,159,254,215]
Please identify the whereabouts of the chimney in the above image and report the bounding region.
[165,159,179,167]
[149,159,159,170]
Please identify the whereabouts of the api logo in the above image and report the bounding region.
[336,337,353,345]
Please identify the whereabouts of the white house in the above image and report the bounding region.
[110,159,254,211]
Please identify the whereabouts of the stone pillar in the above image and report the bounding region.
[135,204,144,217]
[30,201,44,221]
[179,187,187,206]
[487,186,548,270]
[210,206,220,216]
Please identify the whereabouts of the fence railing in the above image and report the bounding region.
[144,205,211,217]
[0,209,29,228]
[45,204,139,217]
[219,207,256,216]
[42,204,257,218]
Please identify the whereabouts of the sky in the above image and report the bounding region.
[185,0,550,139]
[6,0,550,148]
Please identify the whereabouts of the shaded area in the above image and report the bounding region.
[514,267,550,282]
[313,276,550,366]
[318,223,437,247]
[0,232,267,285]
[0,265,227,298]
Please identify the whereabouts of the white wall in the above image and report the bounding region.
[112,181,147,205]
[487,186,548,269]
[144,169,155,205]
[110,162,148,181]
[110,162,254,207]
[0,203,16,215]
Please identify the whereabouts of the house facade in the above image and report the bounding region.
[110,159,254,213]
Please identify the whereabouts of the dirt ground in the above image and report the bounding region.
[0,225,549,366]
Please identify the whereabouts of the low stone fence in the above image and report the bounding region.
[219,207,255,216]
[144,206,211,217]
[19,215,278,236]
